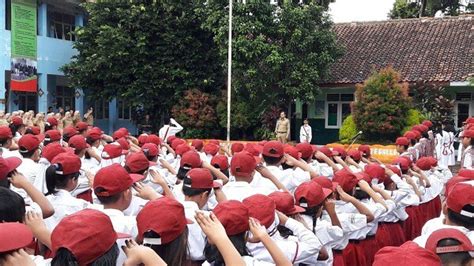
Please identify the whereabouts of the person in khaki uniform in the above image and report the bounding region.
[275,111,290,144]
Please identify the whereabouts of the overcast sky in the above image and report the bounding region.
[328,0,396,23]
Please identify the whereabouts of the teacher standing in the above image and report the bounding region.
[275,111,290,143]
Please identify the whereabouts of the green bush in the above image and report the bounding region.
[352,67,411,141]
[339,115,358,144]
[402,109,424,134]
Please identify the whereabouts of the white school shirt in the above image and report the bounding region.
[309,160,335,178]
[420,171,443,203]
[0,147,21,158]
[335,199,386,239]
[183,201,207,261]
[300,124,312,143]
[420,215,444,236]
[462,146,473,169]
[247,218,322,265]
[222,174,278,201]
[11,158,41,202]
[101,208,138,237]
[202,256,274,266]
[45,189,90,231]
[436,131,456,168]
[281,167,311,193]
[123,195,148,216]
[158,118,183,142]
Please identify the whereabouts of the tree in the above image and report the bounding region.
[352,67,411,141]
[410,81,455,125]
[62,1,223,128]
[198,0,342,135]
[389,0,473,19]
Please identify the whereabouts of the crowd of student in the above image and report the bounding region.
[0,110,473,266]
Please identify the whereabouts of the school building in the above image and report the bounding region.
[0,0,135,134]
[295,16,473,144]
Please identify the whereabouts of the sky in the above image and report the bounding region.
[328,0,396,23]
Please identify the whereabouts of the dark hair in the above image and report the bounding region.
[163,115,171,125]
[143,229,189,266]
[51,244,119,266]
[204,232,249,265]
[354,187,370,200]
[145,154,158,162]
[182,178,211,197]
[422,131,429,139]
[24,128,35,135]
[444,124,455,133]
[277,225,294,239]
[281,162,293,170]
[262,155,283,166]
[299,198,323,234]
[401,145,409,151]
[123,165,147,175]
[45,164,80,196]
[447,208,474,231]
[9,124,23,136]
[410,139,416,146]
[19,148,37,159]
[95,188,123,205]
[0,187,25,222]
[63,135,72,143]
[0,137,9,147]
[437,238,472,266]
[177,167,191,181]
[44,124,54,131]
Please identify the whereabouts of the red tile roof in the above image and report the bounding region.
[324,16,473,85]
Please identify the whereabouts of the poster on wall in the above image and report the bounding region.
[10,0,37,92]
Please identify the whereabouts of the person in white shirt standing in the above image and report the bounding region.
[159,115,183,143]
[299,118,312,143]
[14,134,43,199]
[460,130,474,170]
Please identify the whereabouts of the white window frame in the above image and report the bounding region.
[325,94,353,129]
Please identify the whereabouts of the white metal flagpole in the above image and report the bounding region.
[226,0,232,142]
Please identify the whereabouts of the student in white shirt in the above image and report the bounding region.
[158,116,183,142]
[14,134,43,200]
[299,118,312,143]
[44,153,90,231]
[0,125,21,158]
[460,129,474,169]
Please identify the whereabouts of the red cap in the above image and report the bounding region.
[171,138,186,150]
[296,143,313,159]
[0,156,22,180]
[386,164,402,177]
[125,152,156,173]
[116,138,130,152]
[175,144,193,157]
[46,117,58,127]
[0,223,33,252]
[446,182,474,217]
[28,126,40,135]
[284,145,301,160]
[416,157,434,171]
[392,156,412,171]
[445,176,472,197]
[51,153,81,175]
[262,141,284,158]
[230,152,257,178]
[358,145,371,157]
[463,130,474,138]
[18,134,44,153]
[184,168,220,189]
[458,169,474,178]
[356,172,372,183]
[209,139,220,146]
[313,176,338,192]
[167,135,177,144]
[243,194,276,229]
[86,127,103,141]
[395,137,409,146]
[42,143,66,162]
[333,168,359,193]
[75,121,89,131]
[466,117,474,124]
[426,228,474,255]
[418,124,429,133]
[102,143,127,159]
[0,126,12,139]
[365,164,385,180]
[347,149,362,161]
[138,134,148,146]
[213,200,250,236]
[112,128,128,140]
[11,116,23,126]
[332,146,347,158]
[141,143,159,157]
[403,131,416,140]
[318,146,334,158]
[295,181,332,208]
[211,154,229,170]
[51,209,127,265]
[94,164,144,196]
[412,130,421,139]
[203,143,219,156]
[268,191,305,216]
[191,139,204,151]
[136,197,190,244]
[422,120,433,128]
[68,135,88,151]
[180,151,202,169]
[146,134,161,146]
[373,241,440,266]
[63,126,78,138]
[244,143,260,157]
[231,143,244,153]
[45,130,61,142]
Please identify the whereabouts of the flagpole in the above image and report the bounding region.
[226,0,232,142]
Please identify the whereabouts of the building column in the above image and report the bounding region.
[38,3,47,37]
[37,73,48,113]
[108,98,117,135]
[0,72,5,111]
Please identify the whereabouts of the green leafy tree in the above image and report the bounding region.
[389,0,420,19]
[62,1,223,127]
[352,67,411,141]
[389,0,473,18]
[198,0,342,132]
[410,81,455,125]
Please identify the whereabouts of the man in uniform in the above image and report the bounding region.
[275,111,290,144]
